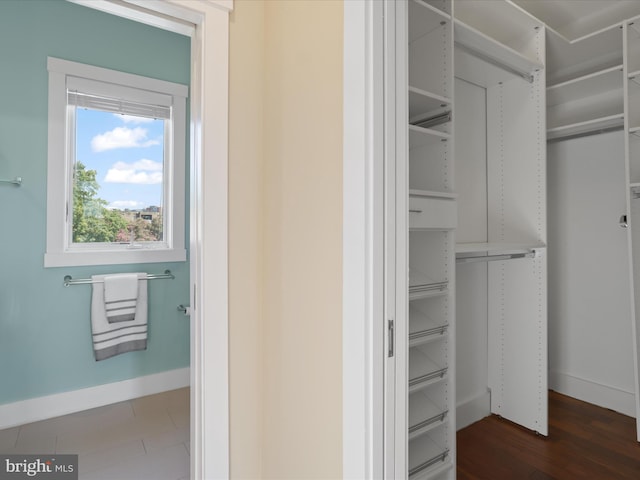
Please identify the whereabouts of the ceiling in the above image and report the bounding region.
[512,0,640,41]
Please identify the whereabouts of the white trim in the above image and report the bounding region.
[343,1,384,478]
[48,56,189,97]
[550,370,636,418]
[456,390,491,430]
[67,0,196,36]
[65,1,232,478]
[0,368,189,430]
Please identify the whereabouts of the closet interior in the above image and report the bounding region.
[386,0,640,479]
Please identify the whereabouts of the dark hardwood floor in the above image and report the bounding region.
[457,391,640,479]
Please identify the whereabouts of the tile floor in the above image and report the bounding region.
[0,388,190,480]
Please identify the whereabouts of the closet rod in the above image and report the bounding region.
[547,125,624,143]
[0,177,22,186]
[456,252,534,264]
[63,270,174,287]
[454,42,534,83]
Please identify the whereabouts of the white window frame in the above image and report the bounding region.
[45,56,188,267]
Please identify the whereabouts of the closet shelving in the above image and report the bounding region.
[547,65,624,140]
[627,20,640,187]
[402,0,455,478]
[453,0,549,436]
[546,25,622,85]
[454,20,542,84]
[454,1,546,261]
[546,26,624,142]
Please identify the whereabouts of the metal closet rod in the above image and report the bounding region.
[0,177,22,186]
[547,125,624,144]
[64,270,174,287]
[456,252,535,264]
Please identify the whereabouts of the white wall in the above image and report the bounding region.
[262,1,343,477]
[547,131,636,416]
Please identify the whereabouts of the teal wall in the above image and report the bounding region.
[0,0,191,405]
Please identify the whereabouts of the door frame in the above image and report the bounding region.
[343,1,385,478]
[68,1,232,478]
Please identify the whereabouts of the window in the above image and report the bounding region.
[45,57,187,267]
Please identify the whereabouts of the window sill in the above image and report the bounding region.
[44,248,187,268]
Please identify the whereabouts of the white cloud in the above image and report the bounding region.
[91,127,160,152]
[105,159,163,185]
[114,114,155,124]
[108,200,144,210]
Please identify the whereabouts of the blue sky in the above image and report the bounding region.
[76,109,164,210]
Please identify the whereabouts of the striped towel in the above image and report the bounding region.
[91,273,148,361]
[104,273,139,323]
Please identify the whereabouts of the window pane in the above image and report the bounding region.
[73,108,165,244]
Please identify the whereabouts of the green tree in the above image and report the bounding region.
[73,162,128,243]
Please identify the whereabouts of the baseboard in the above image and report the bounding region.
[549,369,636,418]
[0,367,190,429]
[456,389,491,430]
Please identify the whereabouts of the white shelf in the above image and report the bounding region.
[545,25,622,85]
[547,65,623,107]
[409,269,448,293]
[408,432,449,478]
[547,114,624,141]
[456,242,544,263]
[409,390,448,439]
[409,124,450,149]
[408,86,451,121]
[409,189,457,200]
[409,288,449,302]
[455,0,542,51]
[409,349,447,392]
[408,0,450,44]
[409,306,447,347]
[454,19,543,84]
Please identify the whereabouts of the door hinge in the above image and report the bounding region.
[388,318,395,357]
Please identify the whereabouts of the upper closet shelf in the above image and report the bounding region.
[456,243,544,264]
[454,19,543,84]
[408,0,451,44]
[545,24,622,85]
[547,65,623,106]
[547,114,624,141]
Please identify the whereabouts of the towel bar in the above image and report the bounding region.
[64,270,174,287]
[0,177,22,186]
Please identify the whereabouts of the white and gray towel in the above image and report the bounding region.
[104,273,139,323]
[91,273,148,361]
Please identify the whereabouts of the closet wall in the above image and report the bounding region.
[547,131,635,416]
[544,17,640,420]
